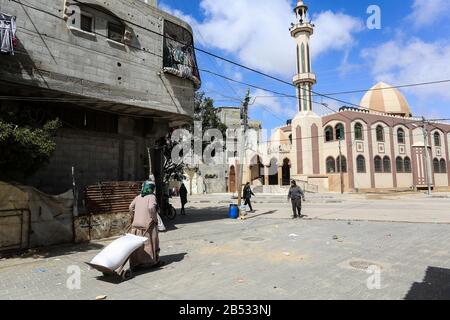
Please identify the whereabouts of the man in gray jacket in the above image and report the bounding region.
[287,180,305,219]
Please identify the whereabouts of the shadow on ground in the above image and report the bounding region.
[0,242,105,260]
[163,206,229,229]
[95,252,187,284]
[405,266,450,300]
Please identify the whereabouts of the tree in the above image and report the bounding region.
[0,110,61,182]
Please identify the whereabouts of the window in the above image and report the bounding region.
[289,134,293,144]
[325,126,333,142]
[354,123,363,140]
[404,157,412,173]
[80,14,94,33]
[397,128,405,144]
[374,156,383,173]
[434,132,441,147]
[433,158,440,173]
[383,157,391,173]
[376,125,384,142]
[356,155,366,173]
[336,156,347,173]
[108,22,125,43]
[440,159,447,173]
[301,43,306,73]
[335,123,345,140]
[396,157,404,173]
[326,157,336,173]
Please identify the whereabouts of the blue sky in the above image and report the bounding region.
[160,0,450,131]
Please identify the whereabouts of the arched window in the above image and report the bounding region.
[376,125,384,142]
[306,44,311,73]
[335,123,345,140]
[434,132,441,147]
[396,157,404,173]
[326,157,336,173]
[301,43,306,73]
[383,156,391,173]
[433,158,441,173]
[397,128,405,144]
[440,159,447,173]
[356,155,366,173]
[336,156,347,173]
[296,45,300,74]
[289,134,293,144]
[354,123,363,140]
[404,157,412,173]
[374,156,383,173]
[325,126,333,142]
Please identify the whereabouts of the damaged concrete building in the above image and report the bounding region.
[0,0,200,250]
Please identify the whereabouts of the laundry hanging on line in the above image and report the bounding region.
[0,12,17,55]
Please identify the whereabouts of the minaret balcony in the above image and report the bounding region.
[293,73,317,85]
[290,23,314,37]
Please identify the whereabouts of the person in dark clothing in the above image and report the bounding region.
[243,182,255,212]
[287,180,305,219]
[179,183,188,215]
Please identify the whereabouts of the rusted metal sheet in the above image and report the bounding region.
[84,182,142,215]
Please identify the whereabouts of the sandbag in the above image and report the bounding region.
[89,234,147,271]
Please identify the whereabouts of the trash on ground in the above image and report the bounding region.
[283,252,291,256]
[95,295,107,300]
[333,235,339,240]
[33,268,47,273]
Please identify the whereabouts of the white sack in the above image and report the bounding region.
[157,213,166,232]
[90,234,147,271]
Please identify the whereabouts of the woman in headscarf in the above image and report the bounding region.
[129,181,161,270]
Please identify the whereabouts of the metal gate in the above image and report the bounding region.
[0,209,30,252]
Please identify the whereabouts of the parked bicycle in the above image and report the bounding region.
[157,193,177,220]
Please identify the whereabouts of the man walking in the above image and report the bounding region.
[288,180,305,219]
[243,182,255,213]
[179,183,188,215]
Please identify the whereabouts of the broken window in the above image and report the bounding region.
[0,12,17,55]
[108,22,124,43]
[80,14,94,33]
[163,20,201,88]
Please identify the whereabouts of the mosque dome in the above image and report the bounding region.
[360,82,412,117]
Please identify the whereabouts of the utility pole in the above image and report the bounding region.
[338,138,344,194]
[422,117,432,195]
[237,89,251,219]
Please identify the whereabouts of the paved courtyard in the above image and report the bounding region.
[1,192,450,300]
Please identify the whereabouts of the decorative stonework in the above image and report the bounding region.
[356,142,364,153]
[378,143,385,154]
[399,145,406,155]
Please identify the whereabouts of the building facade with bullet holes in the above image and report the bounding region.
[0,0,200,198]
[233,1,450,193]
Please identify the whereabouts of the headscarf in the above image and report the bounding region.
[141,181,156,197]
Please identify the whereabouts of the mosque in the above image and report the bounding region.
[229,0,450,193]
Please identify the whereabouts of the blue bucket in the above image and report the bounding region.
[229,204,239,219]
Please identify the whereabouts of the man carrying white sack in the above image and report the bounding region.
[129,181,162,271]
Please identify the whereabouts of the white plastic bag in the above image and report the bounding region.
[89,234,147,271]
[157,213,166,232]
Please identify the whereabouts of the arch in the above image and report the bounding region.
[404,157,412,173]
[434,132,441,147]
[440,159,447,173]
[301,43,306,73]
[336,155,347,173]
[376,125,385,142]
[229,165,236,193]
[282,158,291,186]
[268,158,279,185]
[326,157,336,173]
[356,155,366,173]
[374,156,383,173]
[249,155,264,184]
[396,156,404,173]
[335,123,345,140]
[397,128,405,144]
[354,122,363,140]
[325,126,334,142]
[383,156,391,173]
[433,158,440,173]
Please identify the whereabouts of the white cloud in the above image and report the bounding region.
[250,89,297,120]
[362,37,450,108]
[161,0,363,78]
[407,0,450,28]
